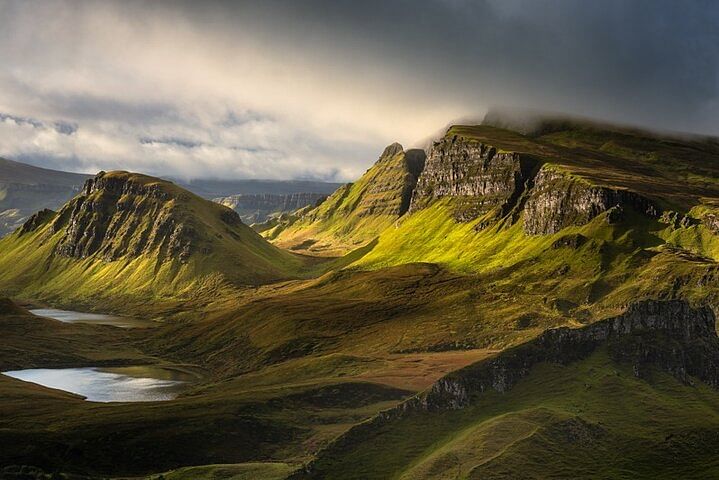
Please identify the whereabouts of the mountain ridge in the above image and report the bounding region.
[265,143,426,256]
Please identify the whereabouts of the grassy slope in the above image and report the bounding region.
[149,462,296,480]
[0,171,306,312]
[0,297,490,478]
[0,371,411,477]
[348,125,719,309]
[3,124,719,478]
[150,262,568,378]
[267,147,414,256]
[301,348,719,480]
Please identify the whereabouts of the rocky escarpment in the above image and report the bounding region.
[266,143,427,255]
[353,143,426,218]
[294,300,719,477]
[405,128,663,234]
[299,142,426,223]
[420,300,718,410]
[523,167,659,235]
[409,135,538,222]
[214,192,327,223]
[17,208,55,235]
[42,171,240,263]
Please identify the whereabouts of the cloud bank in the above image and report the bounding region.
[0,0,717,181]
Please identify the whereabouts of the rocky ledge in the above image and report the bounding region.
[419,300,718,411]
[409,135,538,222]
[293,300,719,477]
[523,167,658,235]
[356,143,426,218]
[407,133,659,233]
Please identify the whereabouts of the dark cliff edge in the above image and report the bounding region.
[292,300,719,478]
[407,131,659,233]
[409,134,539,223]
[523,167,658,235]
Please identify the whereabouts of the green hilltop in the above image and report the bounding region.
[0,170,305,311]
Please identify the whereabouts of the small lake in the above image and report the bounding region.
[29,308,154,328]
[3,366,196,402]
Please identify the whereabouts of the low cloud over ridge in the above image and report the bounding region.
[0,0,717,181]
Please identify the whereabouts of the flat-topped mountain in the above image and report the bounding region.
[0,171,303,309]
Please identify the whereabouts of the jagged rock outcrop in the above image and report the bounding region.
[214,192,327,223]
[523,167,659,235]
[269,143,426,254]
[660,210,700,229]
[18,208,55,235]
[301,143,425,223]
[50,171,234,263]
[421,300,718,411]
[404,128,663,235]
[353,143,426,218]
[409,135,538,222]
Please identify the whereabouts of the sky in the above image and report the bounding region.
[0,0,718,182]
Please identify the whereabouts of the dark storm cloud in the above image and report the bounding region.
[174,0,719,134]
[0,0,717,180]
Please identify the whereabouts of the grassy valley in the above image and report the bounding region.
[2,118,719,479]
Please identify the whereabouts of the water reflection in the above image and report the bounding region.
[3,366,195,402]
[29,308,154,328]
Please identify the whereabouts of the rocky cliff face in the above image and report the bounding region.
[523,167,659,235]
[407,131,659,233]
[40,171,236,263]
[293,300,719,478]
[18,208,55,235]
[215,192,327,223]
[409,135,538,222]
[421,300,718,410]
[267,143,426,255]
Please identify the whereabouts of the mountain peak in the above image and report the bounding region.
[0,170,304,307]
[380,142,404,159]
